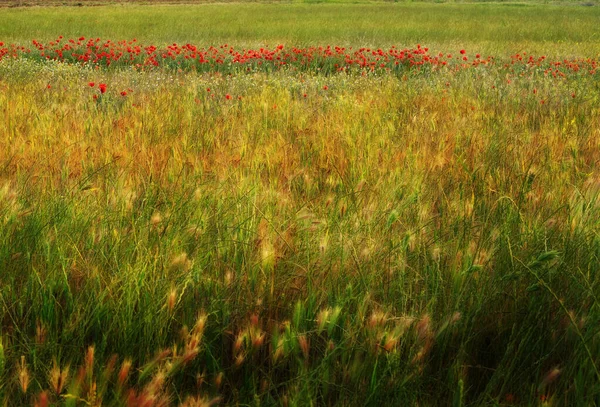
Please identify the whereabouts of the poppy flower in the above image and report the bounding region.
[460,49,466,55]
[120,91,127,96]
[99,83,107,94]
[88,82,95,87]
[225,94,231,100]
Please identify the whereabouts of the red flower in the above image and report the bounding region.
[88,82,95,87]
[476,54,481,59]
[323,85,328,90]
[99,83,107,94]
[120,91,127,96]
[225,94,231,100]
[460,49,466,55]
[206,88,211,92]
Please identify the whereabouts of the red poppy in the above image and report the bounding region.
[120,91,127,96]
[460,49,466,55]
[88,82,95,87]
[225,94,231,100]
[99,83,107,94]
[323,85,328,90]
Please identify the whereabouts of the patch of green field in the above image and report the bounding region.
[1,3,600,55]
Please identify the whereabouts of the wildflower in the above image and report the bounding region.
[225,94,231,100]
[120,90,127,96]
[88,82,95,87]
[323,85,328,90]
[460,49,466,55]
[99,83,107,94]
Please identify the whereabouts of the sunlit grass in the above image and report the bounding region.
[1,2,600,405]
[1,57,599,404]
[1,3,600,56]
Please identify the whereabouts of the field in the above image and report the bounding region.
[1,2,600,406]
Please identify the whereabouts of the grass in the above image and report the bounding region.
[1,3,600,55]
[1,2,600,406]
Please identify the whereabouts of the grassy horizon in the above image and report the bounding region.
[1,3,600,56]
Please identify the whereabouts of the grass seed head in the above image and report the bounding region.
[49,359,70,395]
[170,252,192,273]
[167,287,177,313]
[118,359,132,387]
[18,355,30,394]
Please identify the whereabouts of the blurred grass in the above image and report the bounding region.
[0,3,600,55]
[1,58,600,404]
[1,2,600,405]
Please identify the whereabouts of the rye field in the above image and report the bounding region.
[1,2,600,406]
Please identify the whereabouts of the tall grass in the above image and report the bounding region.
[1,53,599,404]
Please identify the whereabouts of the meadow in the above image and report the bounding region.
[1,2,600,406]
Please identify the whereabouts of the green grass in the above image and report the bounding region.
[1,3,600,55]
[1,2,600,406]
